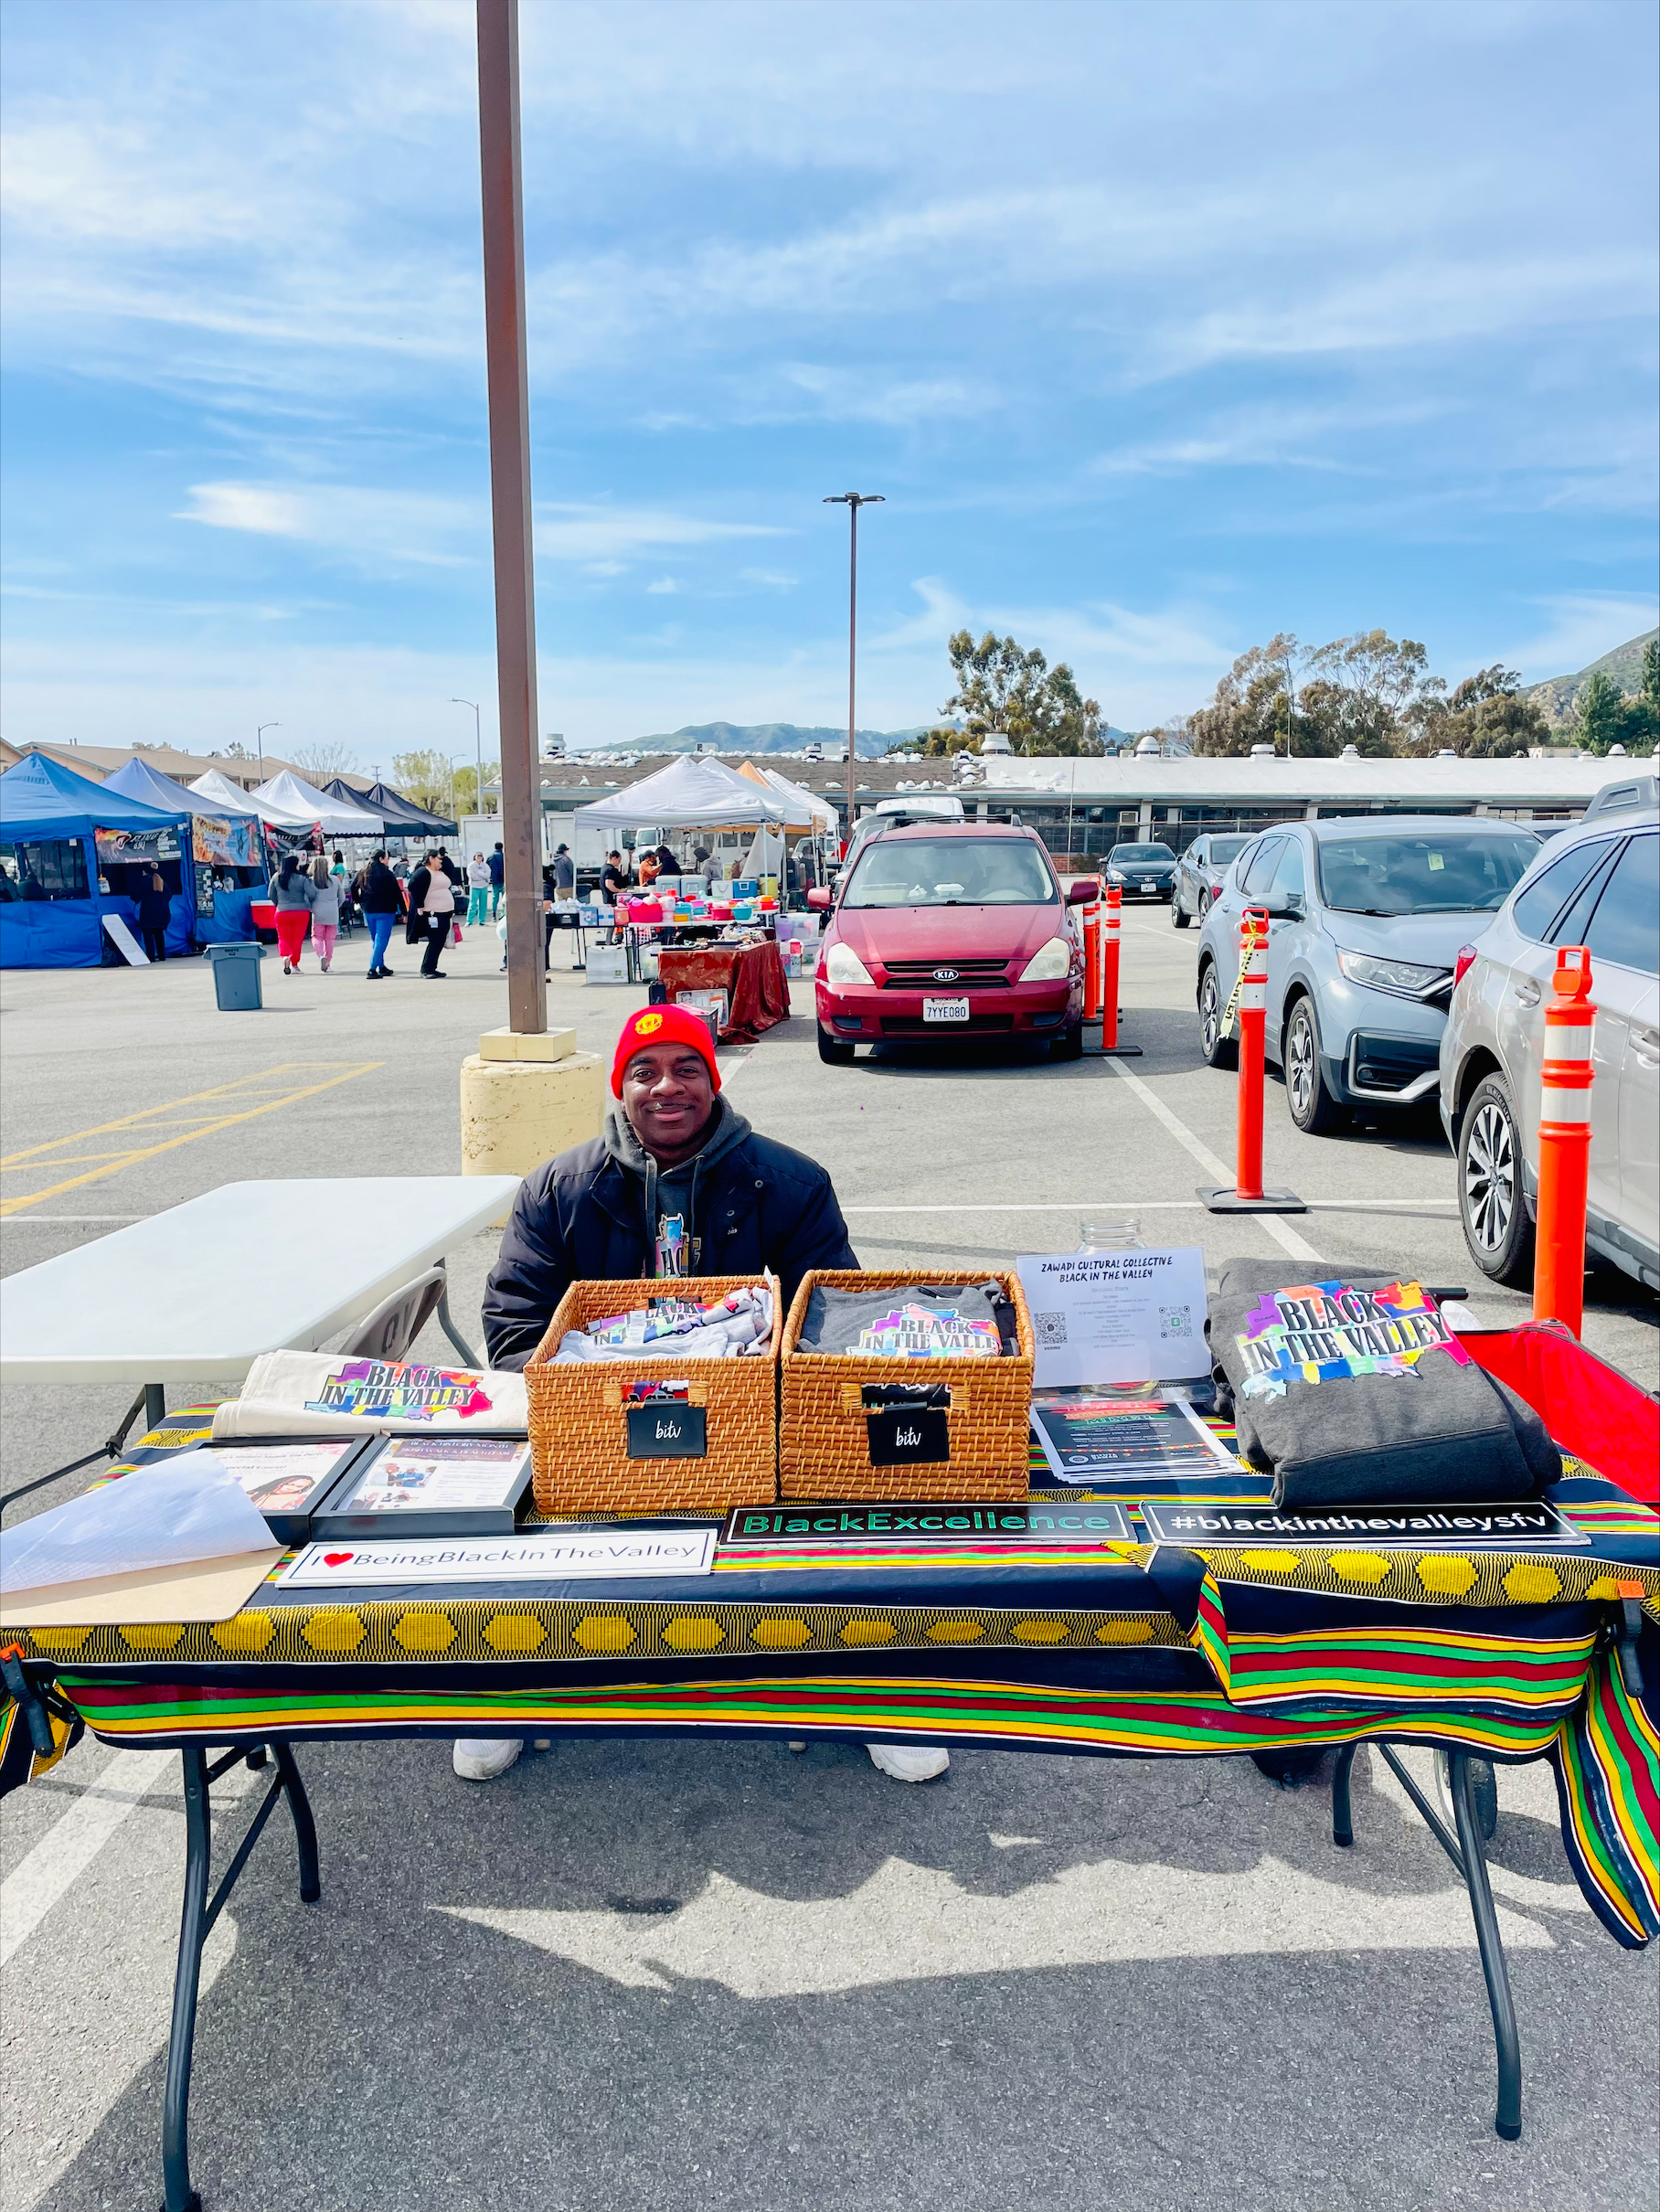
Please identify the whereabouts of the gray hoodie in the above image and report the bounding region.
[602,1094,752,1273]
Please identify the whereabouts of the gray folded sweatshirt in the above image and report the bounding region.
[1208,1261,1560,1508]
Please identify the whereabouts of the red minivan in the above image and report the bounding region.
[808,823,1095,1063]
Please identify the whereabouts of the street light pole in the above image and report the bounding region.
[257,722,280,778]
[476,0,545,1035]
[451,697,482,816]
[824,493,883,850]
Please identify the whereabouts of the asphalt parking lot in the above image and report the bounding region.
[2,909,1655,2212]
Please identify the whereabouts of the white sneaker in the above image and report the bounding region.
[452,1737,523,1781]
[867,1743,950,1782]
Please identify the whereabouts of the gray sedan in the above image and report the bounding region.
[1171,831,1254,929]
[1193,816,1542,1133]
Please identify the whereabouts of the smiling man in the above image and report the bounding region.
[482,1004,858,1368]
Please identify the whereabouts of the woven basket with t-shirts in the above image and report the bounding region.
[525,1275,780,1515]
[779,1268,1035,1500]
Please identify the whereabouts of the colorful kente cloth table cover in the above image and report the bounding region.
[5,1374,1657,1954]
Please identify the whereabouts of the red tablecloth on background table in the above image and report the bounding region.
[657,937,791,1041]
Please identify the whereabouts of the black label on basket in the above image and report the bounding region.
[865,1405,951,1466]
[626,1405,708,1459]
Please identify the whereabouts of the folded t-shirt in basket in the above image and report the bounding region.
[552,1284,773,1362]
[1208,1262,1561,1508]
[798,1281,1017,1358]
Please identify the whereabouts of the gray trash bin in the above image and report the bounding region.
[206,941,265,1011]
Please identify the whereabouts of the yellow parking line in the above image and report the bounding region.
[0,1063,383,1217]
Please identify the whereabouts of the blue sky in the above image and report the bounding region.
[2,0,1655,768]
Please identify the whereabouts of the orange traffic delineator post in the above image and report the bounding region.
[1199,905,1304,1213]
[1533,944,1594,1337]
[1099,881,1141,1056]
[1081,884,1101,1024]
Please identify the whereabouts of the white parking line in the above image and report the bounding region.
[1102,1056,1322,1263]
[1,1749,174,1967]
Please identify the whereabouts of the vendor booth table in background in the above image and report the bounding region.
[658,937,793,1041]
[0,1324,1654,2211]
[0,1175,519,1428]
[0,751,190,968]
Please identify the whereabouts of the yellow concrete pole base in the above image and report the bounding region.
[460,1049,605,1220]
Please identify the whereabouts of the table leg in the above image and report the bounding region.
[162,1748,210,2212]
[159,1744,323,2210]
[1331,1741,1358,1847]
[144,1383,166,1433]
[1448,1749,1522,2141]
[272,1743,322,1904]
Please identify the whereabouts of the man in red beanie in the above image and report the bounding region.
[469,1004,952,1792]
[481,1002,857,1370]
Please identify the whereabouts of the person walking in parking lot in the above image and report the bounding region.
[408,851,454,979]
[359,850,403,979]
[308,854,341,971]
[488,841,505,917]
[466,852,492,926]
[270,851,316,974]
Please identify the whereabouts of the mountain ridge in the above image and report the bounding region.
[1527,628,1656,727]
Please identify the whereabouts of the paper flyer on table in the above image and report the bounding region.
[1016,1249,1209,1387]
[278,1527,718,1587]
[1029,1396,1238,1483]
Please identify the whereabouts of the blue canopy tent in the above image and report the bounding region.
[0,752,187,968]
[103,757,265,947]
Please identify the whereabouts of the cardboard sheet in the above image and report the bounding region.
[0,1548,283,1628]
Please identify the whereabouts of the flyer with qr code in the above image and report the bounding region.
[1016,1248,1209,1386]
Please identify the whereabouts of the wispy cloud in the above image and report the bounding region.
[532,504,788,562]
[176,481,478,569]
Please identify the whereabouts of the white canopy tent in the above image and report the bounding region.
[735,760,838,834]
[189,769,269,815]
[571,755,791,832]
[241,770,382,837]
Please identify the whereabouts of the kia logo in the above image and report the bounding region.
[932,967,959,981]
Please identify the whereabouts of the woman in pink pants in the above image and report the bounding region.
[309,855,341,971]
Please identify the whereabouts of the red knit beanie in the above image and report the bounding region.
[611,1003,722,1099]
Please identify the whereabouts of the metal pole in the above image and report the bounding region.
[846,501,858,843]
[824,494,882,856]
[476,0,546,1035]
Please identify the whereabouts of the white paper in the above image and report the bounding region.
[1016,1249,1210,1387]
[128,1442,349,1512]
[1,1456,274,1599]
[278,1528,718,1587]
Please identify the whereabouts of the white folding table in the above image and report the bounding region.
[0,1176,522,1427]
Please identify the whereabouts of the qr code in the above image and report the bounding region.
[1034,1310,1068,1347]
[1159,1304,1194,1339]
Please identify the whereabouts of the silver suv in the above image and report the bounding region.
[1194,816,1542,1133]
[1439,807,1659,1292]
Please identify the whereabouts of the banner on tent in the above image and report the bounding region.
[94,824,180,865]
[191,814,258,868]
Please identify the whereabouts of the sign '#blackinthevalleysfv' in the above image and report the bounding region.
[1137,1501,1589,1549]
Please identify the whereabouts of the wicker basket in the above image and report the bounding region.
[779,1268,1034,1500]
[525,1276,780,1515]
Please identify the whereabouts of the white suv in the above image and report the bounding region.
[1439,807,1658,1292]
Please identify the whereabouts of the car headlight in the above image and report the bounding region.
[1020,936,1072,983]
[825,941,873,987]
[1105,868,1124,884]
[1335,949,1451,998]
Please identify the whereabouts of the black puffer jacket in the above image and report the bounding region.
[482,1126,858,1368]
